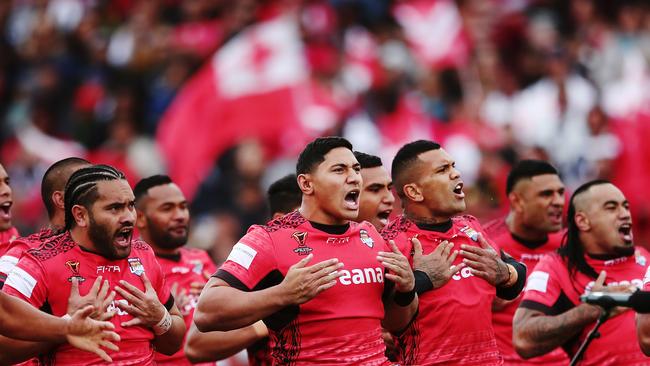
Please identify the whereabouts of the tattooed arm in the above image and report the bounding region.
[512,305,600,359]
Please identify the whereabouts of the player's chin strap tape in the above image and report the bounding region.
[414,270,434,294]
[394,287,416,306]
[153,308,173,335]
[496,255,527,300]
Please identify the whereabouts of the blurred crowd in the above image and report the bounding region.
[1,0,650,264]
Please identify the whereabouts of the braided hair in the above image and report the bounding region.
[558,179,611,281]
[63,165,126,231]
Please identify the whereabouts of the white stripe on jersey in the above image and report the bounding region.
[227,243,257,270]
[5,267,38,298]
[526,271,550,293]
[0,255,19,274]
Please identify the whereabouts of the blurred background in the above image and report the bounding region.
[1,0,650,264]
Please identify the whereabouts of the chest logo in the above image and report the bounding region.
[459,226,479,241]
[291,231,312,256]
[360,229,374,248]
[66,260,85,283]
[191,260,204,275]
[128,257,145,276]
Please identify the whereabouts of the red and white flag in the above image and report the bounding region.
[157,16,313,199]
[393,0,471,69]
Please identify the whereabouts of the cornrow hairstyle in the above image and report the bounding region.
[353,151,383,169]
[558,179,612,282]
[64,165,126,230]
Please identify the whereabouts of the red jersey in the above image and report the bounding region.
[215,211,391,365]
[519,249,650,365]
[0,226,19,255]
[382,215,502,366]
[2,231,172,366]
[154,247,216,365]
[483,219,568,365]
[0,228,56,285]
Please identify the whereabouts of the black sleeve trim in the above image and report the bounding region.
[164,295,175,311]
[496,255,526,300]
[414,270,433,294]
[213,269,251,291]
[519,299,553,314]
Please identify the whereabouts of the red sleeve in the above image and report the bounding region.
[199,250,217,275]
[519,255,564,313]
[643,265,650,291]
[148,252,172,306]
[0,239,30,281]
[214,226,277,291]
[2,253,47,308]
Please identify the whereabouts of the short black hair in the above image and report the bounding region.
[391,140,441,198]
[506,160,559,194]
[296,136,353,175]
[41,157,91,218]
[353,151,383,169]
[267,174,302,215]
[64,165,126,230]
[134,175,173,204]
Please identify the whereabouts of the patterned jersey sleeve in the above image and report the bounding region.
[214,226,277,291]
[518,255,565,314]
[2,253,48,309]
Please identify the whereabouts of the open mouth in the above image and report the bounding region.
[0,201,12,220]
[377,209,392,227]
[114,227,133,248]
[452,182,465,198]
[619,223,633,244]
[344,189,360,210]
[548,211,563,225]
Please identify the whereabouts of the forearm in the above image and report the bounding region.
[496,258,526,300]
[0,336,55,364]
[152,314,186,355]
[0,293,67,342]
[185,321,266,362]
[636,313,650,355]
[513,305,600,358]
[382,295,418,333]
[195,284,288,332]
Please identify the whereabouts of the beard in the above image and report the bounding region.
[147,217,188,250]
[614,245,635,257]
[88,214,131,260]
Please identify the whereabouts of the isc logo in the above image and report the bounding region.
[338,267,384,285]
[452,267,474,281]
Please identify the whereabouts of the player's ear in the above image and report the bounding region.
[71,205,89,228]
[297,173,314,195]
[403,183,423,203]
[52,190,65,211]
[574,211,590,232]
[136,209,147,230]
[509,191,523,213]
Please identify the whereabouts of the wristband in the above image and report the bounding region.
[414,270,434,294]
[153,308,173,335]
[394,288,416,306]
